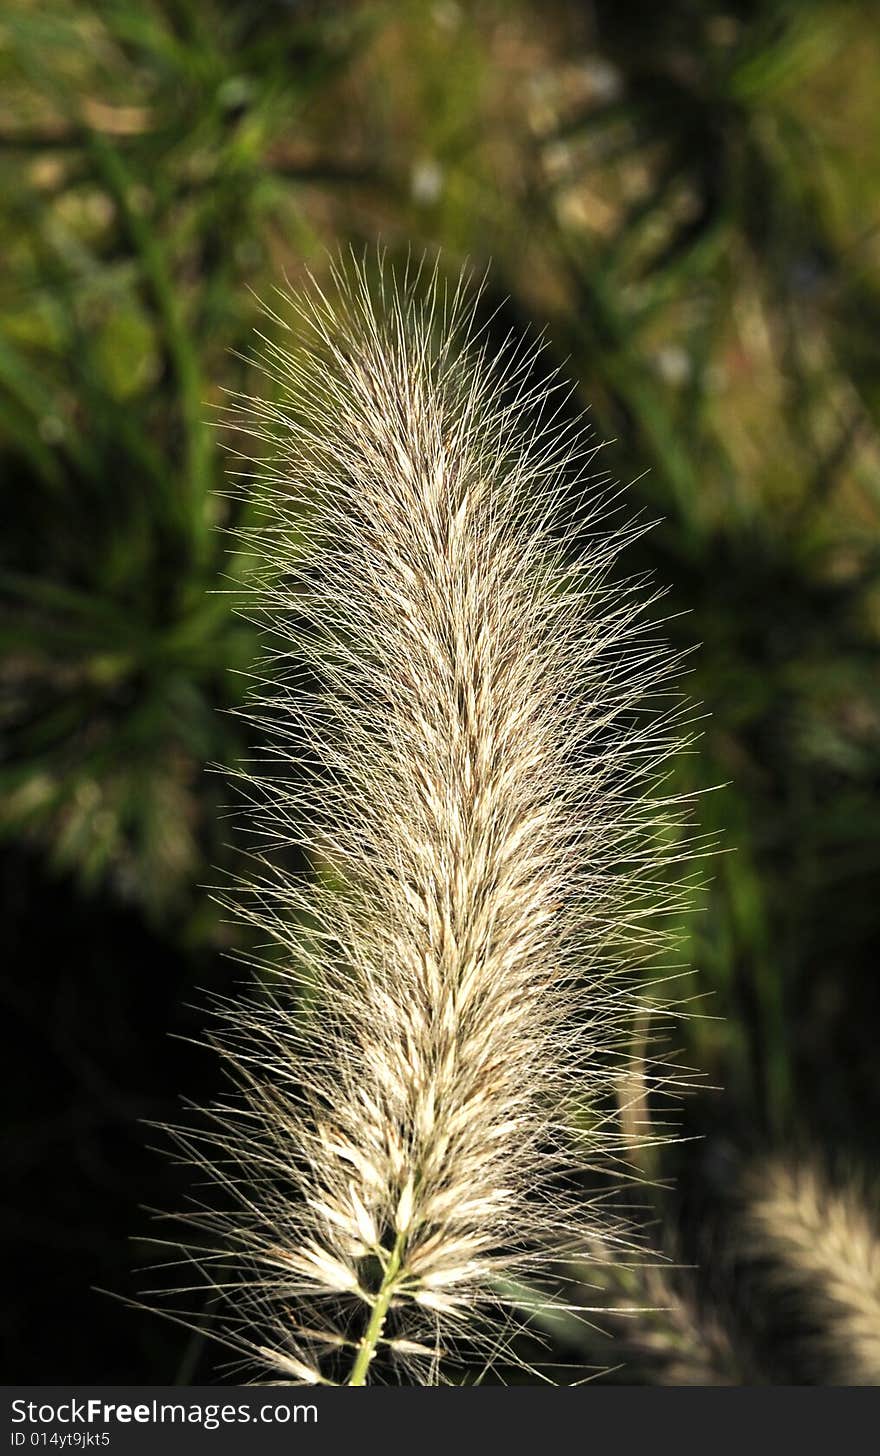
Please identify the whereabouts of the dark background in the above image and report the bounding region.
[2,0,879,1383]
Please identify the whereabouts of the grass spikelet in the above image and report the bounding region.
[741,1158,880,1385]
[156,254,696,1386]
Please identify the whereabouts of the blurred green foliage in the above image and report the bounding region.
[3,0,880,1381]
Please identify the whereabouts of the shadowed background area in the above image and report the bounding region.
[2,0,879,1383]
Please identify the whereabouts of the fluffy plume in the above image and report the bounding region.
[156,256,695,1385]
[566,1239,749,1385]
[742,1158,880,1384]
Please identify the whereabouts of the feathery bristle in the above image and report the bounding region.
[156,255,696,1385]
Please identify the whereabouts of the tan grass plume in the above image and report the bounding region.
[155,255,696,1385]
[552,1239,747,1385]
[742,1157,880,1384]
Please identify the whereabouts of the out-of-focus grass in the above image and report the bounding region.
[0,0,371,917]
[2,0,880,1380]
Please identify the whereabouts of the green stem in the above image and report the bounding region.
[347,1231,406,1387]
[87,132,212,569]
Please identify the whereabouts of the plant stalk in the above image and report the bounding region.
[347,1231,406,1386]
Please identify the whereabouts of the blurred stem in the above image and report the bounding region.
[619,1007,658,1180]
[87,132,212,570]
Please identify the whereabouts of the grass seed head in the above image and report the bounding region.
[157,254,697,1385]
